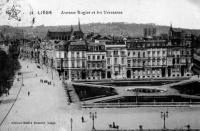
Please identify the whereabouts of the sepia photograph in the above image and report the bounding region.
[0,0,200,131]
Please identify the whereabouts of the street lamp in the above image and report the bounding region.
[160,111,169,130]
[89,112,97,130]
[18,72,24,86]
[70,118,73,131]
[135,89,139,104]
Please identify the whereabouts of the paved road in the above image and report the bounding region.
[0,60,74,131]
[0,59,200,131]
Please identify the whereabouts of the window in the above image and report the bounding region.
[93,55,95,60]
[157,51,160,55]
[97,63,100,68]
[152,51,155,57]
[102,63,105,68]
[138,52,140,58]
[122,58,125,64]
[65,52,67,58]
[92,63,95,68]
[102,55,105,59]
[77,52,80,58]
[163,51,165,55]
[107,51,112,56]
[88,55,91,60]
[82,52,85,58]
[71,52,74,58]
[148,51,150,57]
[97,55,100,60]
[152,59,155,65]
[114,58,118,64]
[187,50,190,55]
[127,60,131,67]
[128,51,130,56]
[82,61,85,68]
[177,58,180,64]
[95,46,99,51]
[143,52,145,58]
[157,59,160,65]
[114,50,118,56]
[77,60,80,67]
[148,60,150,66]
[88,63,90,68]
[121,51,125,56]
[71,61,75,68]
[107,58,111,65]
[181,50,184,55]
[162,59,166,65]
[188,58,191,63]
[133,51,135,56]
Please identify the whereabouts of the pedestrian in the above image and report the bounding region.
[113,122,115,128]
[27,65,28,68]
[5,88,8,96]
[81,116,84,123]
[28,91,30,96]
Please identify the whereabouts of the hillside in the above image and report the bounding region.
[1,22,200,39]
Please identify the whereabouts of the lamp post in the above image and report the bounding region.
[70,118,73,131]
[160,111,169,130]
[135,89,139,104]
[51,58,53,80]
[18,72,24,86]
[90,112,97,130]
[21,73,24,86]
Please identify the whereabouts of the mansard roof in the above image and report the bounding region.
[68,40,87,51]
[46,31,72,37]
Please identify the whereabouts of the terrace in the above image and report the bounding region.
[70,78,200,108]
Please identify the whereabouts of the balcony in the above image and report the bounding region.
[121,54,126,57]
[113,54,119,57]
[87,59,106,62]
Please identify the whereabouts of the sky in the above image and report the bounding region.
[0,0,200,29]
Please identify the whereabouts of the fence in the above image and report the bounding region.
[96,129,200,131]
[82,102,200,108]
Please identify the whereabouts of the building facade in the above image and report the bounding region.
[20,26,194,81]
[106,40,127,79]
[67,40,87,81]
[86,40,106,80]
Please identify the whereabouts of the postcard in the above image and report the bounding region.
[0,0,200,131]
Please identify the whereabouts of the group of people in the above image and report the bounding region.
[40,79,52,85]
[109,122,119,129]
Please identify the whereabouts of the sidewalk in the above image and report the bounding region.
[0,71,21,126]
[64,81,81,104]
[0,59,74,131]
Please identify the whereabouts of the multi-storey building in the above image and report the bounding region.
[125,27,193,79]
[20,25,194,81]
[67,40,87,80]
[106,40,127,79]
[167,26,193,77]
[86,40,106,80]
[126,40,168,79]
[53,40,68,78]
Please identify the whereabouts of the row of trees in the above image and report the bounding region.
[0,48,20,96]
